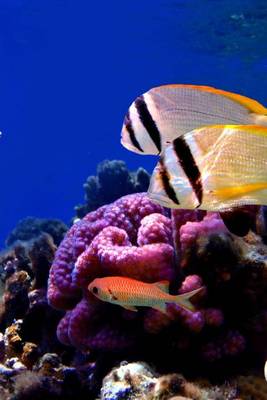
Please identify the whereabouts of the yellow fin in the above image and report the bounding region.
[153,280,169,293]
[154,84,267,115]
[199,124,267,138]
[213,183,267,200]
[122,305,138,312]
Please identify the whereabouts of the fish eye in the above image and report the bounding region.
[92,286,98,294]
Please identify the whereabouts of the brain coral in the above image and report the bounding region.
[48,193,267,373]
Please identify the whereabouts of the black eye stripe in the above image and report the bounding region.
[124,111,144,153]
[135,95,161,153]
[92,286,98,294]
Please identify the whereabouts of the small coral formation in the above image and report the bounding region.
[99,361,267,399]
[6,217,68,247]
[48,192,267,380]
[100,362,157,400]
[0,233,60,332]
[0,345,95,400]
[74,159,150,218]
[0,228,101,399]
[100,361,255,400]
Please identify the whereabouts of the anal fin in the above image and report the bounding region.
[122,305,138,312]
[152,303,167,314]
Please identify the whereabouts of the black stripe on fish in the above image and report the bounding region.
[173,137,203,207]
[159,158,180,205]
[124,112,144,153]
[135,95,161,153]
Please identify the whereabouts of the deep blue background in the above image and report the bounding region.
[0,0,267,247]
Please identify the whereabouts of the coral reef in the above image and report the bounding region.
[48,192,267,379]
[74,159,150,218]
[50,193,174,351]
[100,361,267,400]
[100,362,157,400]
[2,187,267,398]
[0,224,105,399]
[6,217,68,247]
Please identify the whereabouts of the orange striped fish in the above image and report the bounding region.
[88,276,202,313]
[121,84,267,155]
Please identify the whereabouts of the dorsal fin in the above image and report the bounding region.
[153,280,169,293]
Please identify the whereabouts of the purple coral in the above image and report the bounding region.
[73,225,174,288]
[179,212,227,257]
[203,308,224,328]
[202,330,246,362]
[48,192,266,368]
[48,193,167,309]
[47,194,230,352]
[48,194,178,350]
[178,275,203,294]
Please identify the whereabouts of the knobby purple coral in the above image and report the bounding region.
[48,193,207,351]
[48,193,169,308]
[48,193,181,350]
[47,192,267,366]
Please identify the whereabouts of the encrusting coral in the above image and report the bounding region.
[48,192,267,377]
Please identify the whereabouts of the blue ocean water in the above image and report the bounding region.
[0,0,267,247]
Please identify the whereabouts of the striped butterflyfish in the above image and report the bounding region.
[148,125,267,212]
[121,84,267,155]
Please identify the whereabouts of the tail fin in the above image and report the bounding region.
[174,287,204,312]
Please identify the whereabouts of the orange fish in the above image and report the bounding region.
[88,276,202,313]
